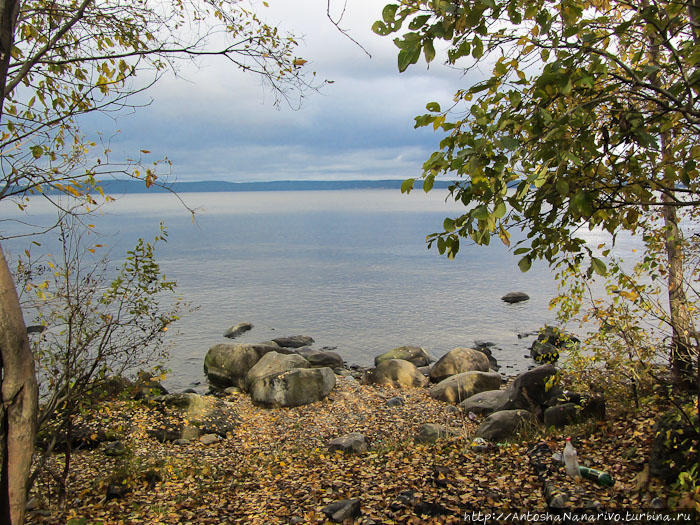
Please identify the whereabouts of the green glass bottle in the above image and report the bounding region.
[579,466,614,487]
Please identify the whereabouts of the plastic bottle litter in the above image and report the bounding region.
[579,466,615,487]
[563,437,581,479]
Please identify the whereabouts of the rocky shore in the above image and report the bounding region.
[25,314,682,524]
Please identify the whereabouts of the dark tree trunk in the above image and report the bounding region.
[0,245,38,525]
[1,3,37,523]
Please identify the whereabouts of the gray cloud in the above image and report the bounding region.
[79,0,478,182]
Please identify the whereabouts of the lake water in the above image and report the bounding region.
[3,189,564,391]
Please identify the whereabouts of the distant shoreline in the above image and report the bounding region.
[92,179,456,194]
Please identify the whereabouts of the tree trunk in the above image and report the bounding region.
[661,191,696,386]
[0,245,38,525]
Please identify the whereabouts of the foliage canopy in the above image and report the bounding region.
[375,0,699,275]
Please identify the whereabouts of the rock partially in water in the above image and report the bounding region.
[374,346,433,367]
[501,291,530,303]
[272,335,314,348]
[246,351,309,391]
[429,348,490,383]
[223,322,253,339]
[203,343,279,389]
[367,359,428,389]
[250,367,336,407]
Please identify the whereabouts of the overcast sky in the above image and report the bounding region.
[87,0,475,183]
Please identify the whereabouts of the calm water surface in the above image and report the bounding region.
[4,189,565,390]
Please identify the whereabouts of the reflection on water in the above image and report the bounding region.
[4,189,576,390]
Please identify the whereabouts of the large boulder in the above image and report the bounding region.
[203,343,279,389]
[429,371,502,404]
[271,335,314,348]
[245,351,309,390]
[476,409,535,442]
[459,389,510,415]
[367,359,428,388]
[429,348,490,383]
[507,364,557,412]
[250,367,336,407]
[374,346,433,367]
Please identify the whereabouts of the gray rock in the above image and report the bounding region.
[271,335,314,348]
[459,389,510,415]
[417,366,431,377]
[245,351,309,390]
[203,343,280,389]
[429,371,502,404]
[473,345,500,370]
[367,359,428,388]
[250,367,336,407]
[305,351,344,369]
[543,403,579,428]
[530,340,560,363]
[104,441,126,457]
[374,346,433,367]
[223,322,253,339]
[322,499,361,522]
[199,433,220,445]
[173,439,191,446]
[476,409,535,442]
[501,291,530,303]
[429,348,490,383]
[386,396,404,408]
[507,364,558,411]
[328,432,368,453]
[415,423,459,443]
[153,392,239,438]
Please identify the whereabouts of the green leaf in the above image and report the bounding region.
[409,14,431,30]
[591,257,607,276]
[472,36,484,59]
[372,21,389,35]
[493,201,506,218]
[500,136,519,151]
[426,101,441,112]
[443,217,456,232]
[423,175,434,192]
[382,4,398,23]
[423,38,436,63]
[513,247,529,255]
[398,44,421,72]
[401,178,415,194]
[556,180,569,195]
[472,205,489,220]
[518,256,532,272]
[30,145,43,159]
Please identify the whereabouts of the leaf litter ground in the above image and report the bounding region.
[27,377,672,524]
